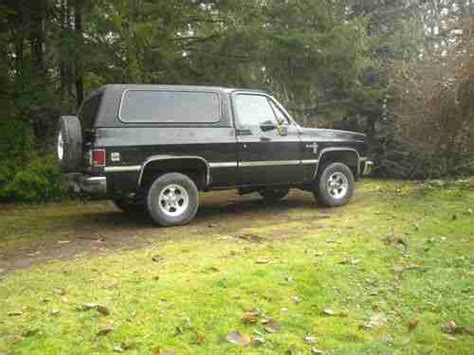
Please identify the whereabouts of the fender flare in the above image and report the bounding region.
[313,147,361,179]
[138,155,211,186]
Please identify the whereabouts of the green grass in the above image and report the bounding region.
[1,180,473,354]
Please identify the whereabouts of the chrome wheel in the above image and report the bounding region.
[158,184,189,217]
[327,172,348,199]
[57,132,64,161]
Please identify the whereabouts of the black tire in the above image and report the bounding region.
[146,173,199,227]
[56,116,82,172]
[315,162,354,207]
[113,199,144,214]
[258,187,289,202]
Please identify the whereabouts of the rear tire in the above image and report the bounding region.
[315,162,354,207]
[258,187,289,202]
[56,116,82,172]
[146,173,199,227]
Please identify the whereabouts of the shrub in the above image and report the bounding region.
[0,156,66,204]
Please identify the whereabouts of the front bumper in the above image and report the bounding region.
[63,173,107,196]
[362,160,374,176]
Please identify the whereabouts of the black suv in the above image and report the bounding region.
[57,85,373,226]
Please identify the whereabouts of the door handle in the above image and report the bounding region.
[260,136,272,142]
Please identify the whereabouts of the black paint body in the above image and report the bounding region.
[76,84,370,198]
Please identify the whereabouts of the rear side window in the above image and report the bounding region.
[119,90,220,123]
[78,92,102,130]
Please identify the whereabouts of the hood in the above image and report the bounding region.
[299,127,366,142]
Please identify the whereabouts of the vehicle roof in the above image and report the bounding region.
[101,84,268,95]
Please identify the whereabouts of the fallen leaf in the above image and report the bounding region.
[304,334,317,345]
[50,309,60,316]
[291,295,301,304]
[96,305,110,316]
[225,331,251,346]
[53,288,66,295]
[152,255,163,263]
[262,318,282,333]
[78,303,110,316]
[242,309,261,323]
[113,343,131,353]
[23,328,39,337]
[155,348,177,355]
[252,336,265,345]
[255,258,270,264]
[322,308,347,317]
[8,310,24,316]
[97,324,114,336]
[363,314,387,330]
[408,309,420,332]
[194,332,206,345]
[442,320,474,335]
[237,234,262,243]
[113,344,125,353]
[311,348,324,354]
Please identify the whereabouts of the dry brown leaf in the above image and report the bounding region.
[255,258,271,264]
[225,331,251,346]
[304,334,317,345]
[322,308,348,317]
[262,318,282,333]
[97,324,114,336]
[442,320,474,335]
[155,349,177,355]
[252,336,265,346]
[363,314,387,330]
[242,310,260,324]
[78,303,110,316]
[291,295,301,304]
[8,310,24,316]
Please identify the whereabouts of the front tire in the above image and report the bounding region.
[146,173,199,227]
[315,162,354,207]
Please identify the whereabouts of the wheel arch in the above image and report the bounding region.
[314,148,360,180]
[138,155,210,190]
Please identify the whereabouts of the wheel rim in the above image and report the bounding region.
[158,184,189,217]
[327,172,349,199]
[57,132,64,161]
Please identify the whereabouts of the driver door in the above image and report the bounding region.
[232,93,303,186]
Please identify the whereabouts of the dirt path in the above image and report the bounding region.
[0,190,337,272]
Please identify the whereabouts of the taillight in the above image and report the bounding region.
[90,149,106,167]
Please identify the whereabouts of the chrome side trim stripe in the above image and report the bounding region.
[240,160,300,167]
[302,159,319,164]
[209,160,319,168]
[209,162,238,168]
[105,165,141,172]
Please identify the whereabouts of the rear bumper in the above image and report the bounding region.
[63,173,107,196]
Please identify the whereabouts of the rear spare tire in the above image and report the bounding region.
[56,116,82,172]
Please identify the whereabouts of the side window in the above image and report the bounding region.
[120,90,220,123]
[269,100,289,125]
[234,94,278,128]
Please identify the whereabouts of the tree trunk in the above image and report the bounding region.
[74,0,84,107]
[29,0,46,78]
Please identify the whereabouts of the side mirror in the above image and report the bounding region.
[260,121,277,132]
